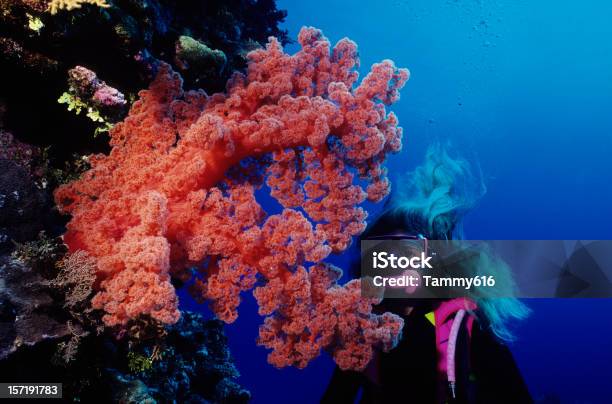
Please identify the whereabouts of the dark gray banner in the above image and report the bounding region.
[0,383,62,399]
[360,240,612,299]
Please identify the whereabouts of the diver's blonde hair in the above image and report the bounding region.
[384,144,529,341]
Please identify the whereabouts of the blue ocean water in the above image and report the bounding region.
[184,1,612,402]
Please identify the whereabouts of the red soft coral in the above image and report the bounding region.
[55,27,409,370]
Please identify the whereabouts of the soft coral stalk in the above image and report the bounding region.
[55,26,409,370]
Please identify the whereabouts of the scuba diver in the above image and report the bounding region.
[321,145,533,404]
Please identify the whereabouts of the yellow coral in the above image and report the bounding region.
[127,351,154,373]
[27,13,44,33]
[57,92,113,136]
[47,0,110,15]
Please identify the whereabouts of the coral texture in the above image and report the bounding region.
[55,27,408,370]
[47,0,110,15]
[0,254,73,360]
[0,309,249,402]
[53,250,97,312]
[174,35,228,86]
[1,0,287,91]
[0,0,288,175]
[67,66,127,113]
[0,160,49,250]
[0,131,42,177]
[132,312,250,403]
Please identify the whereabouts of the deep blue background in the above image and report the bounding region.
[182,1,612,402]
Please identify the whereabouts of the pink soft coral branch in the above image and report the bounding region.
[55,26,409,370]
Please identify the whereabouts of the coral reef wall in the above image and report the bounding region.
[1,0,288,400]
[0,0,288,162]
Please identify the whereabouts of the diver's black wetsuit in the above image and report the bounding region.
[321,305,533,404]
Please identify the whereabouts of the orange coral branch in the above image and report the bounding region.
[55,27,409,370]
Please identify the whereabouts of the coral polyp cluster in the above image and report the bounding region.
[47,0,110,15]
[55,27,409,370]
